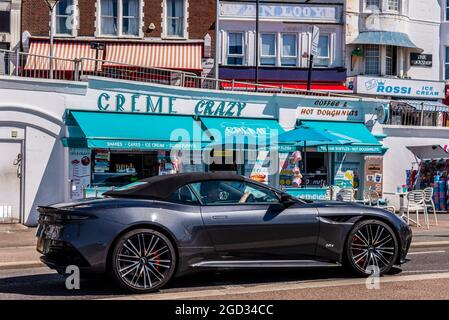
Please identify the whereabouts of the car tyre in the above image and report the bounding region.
[111,228,177,293]
[345,219,399,277]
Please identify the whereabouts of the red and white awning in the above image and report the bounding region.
[104,43,203,71]
[25,41,98,71]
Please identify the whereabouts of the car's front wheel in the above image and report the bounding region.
[345,220,399,276]
[111,228,176,293]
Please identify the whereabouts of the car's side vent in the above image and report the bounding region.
[322,215,354,223]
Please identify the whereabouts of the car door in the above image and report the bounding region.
[192,180,319,260]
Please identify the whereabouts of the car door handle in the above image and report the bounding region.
[212,215,228,220]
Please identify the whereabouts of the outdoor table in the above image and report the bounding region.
[384,191,407,216]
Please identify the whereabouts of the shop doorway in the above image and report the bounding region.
[0,141,22,223]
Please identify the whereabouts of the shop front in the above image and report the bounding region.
[348,75,449,210]
[63,88,287,199]
[277,97,386,201]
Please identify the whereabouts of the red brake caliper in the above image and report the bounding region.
[353,236,365,266]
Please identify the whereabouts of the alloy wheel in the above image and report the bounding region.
[348,221,397,275]
[114,231,174,291]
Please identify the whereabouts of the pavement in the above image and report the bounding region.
[1,213,449,271]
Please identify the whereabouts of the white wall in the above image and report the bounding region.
[382,125,449,209]
[346,0,441,81]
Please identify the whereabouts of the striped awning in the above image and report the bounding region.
[103,43,203,70]
[25,40,98,71]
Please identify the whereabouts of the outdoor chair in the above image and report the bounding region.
[366,189,396,213]
[406,190,429,229]
[423,187,438,226]
[336,188,355,202]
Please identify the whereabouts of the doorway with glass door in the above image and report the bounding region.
[0,141,22,223]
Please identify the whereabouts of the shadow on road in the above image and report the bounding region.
[0,266,404,299]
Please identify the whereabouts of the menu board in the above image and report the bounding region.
[69,148,91,199]
[364,156,383,196]
[245,151,269,184]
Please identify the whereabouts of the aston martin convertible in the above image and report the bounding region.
[36,172,412,293]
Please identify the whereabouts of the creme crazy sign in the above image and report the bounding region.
[350,76,445,99]
[219,1,342,23]
[297,99,364,122]
[96,92,258,117]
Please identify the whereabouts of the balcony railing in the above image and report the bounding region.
[0,49,355,98]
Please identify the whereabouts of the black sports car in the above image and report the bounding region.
[36,172,412,293]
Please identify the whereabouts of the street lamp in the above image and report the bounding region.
[44,0,60,79]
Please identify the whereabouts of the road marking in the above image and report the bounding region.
[100,271,449,300]
[408,250,446,255]
[402,270,449,273]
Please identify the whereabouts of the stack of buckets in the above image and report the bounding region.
[433,174,447,211]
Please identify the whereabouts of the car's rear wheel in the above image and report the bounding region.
[111,228,176,293]
[345,220,399,276]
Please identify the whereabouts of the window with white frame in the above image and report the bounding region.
[260,34,276,66]
[385,45,397,76]
[387,0,399,11]
[366,0,380,9]
[55,0,76,36]
[281,34,297,67]
[0,0,11,33]
[446,0,449,21]
[227,32,244,65]
[446,47,449,80]
[314,35,330,67]
[166,0,185,37]
[99,0,140,36]
[364,45,380,75]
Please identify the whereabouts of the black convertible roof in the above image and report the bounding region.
[103,172,246,200]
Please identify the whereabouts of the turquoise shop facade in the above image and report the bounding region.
[0,75,387,225]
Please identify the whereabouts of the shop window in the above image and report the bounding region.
[99,0,141,36]
[314,35,330,68]
[166,0,185,38]
[54,0,76,36]
[445,47,449,80]
[364,45,380,75]
[387,0,399,12]
[190,180,279,205]
[227,32,244,65]
[260,34,276,66]
[0,0,10,33]
[281,34,297,67]
[385,45,397,76]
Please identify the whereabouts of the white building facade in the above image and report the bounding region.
[0,0,21,51]
[346,0,449,211]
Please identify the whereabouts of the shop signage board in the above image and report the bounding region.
[87,139,204,150]
[318,145,382,154]
[219,2,342,23]
[285,188,329,201]
[296,98,367,122]
[364,156,384,196]
[69,148,91,199]
[349,76,445,99]
[94,91,271,118]
[410,53,432,67]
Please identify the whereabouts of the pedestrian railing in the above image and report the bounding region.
[0,48,356,98]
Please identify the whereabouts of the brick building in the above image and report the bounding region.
[20,0,216,77]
